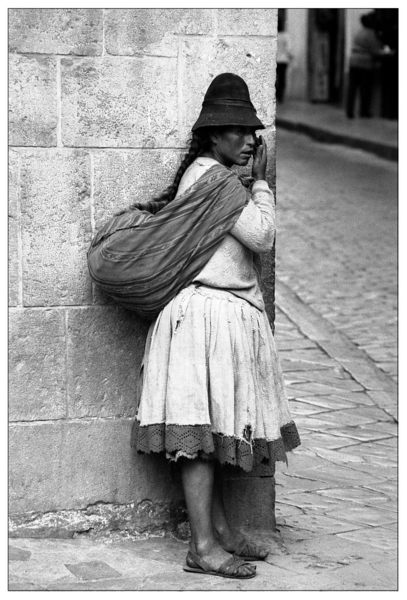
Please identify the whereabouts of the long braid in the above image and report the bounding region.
[153,131,207,204]
[114,129,214,216]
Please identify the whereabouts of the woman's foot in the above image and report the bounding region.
[191,539,256,577]
[215,526,269,560]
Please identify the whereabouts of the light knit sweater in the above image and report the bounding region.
[175,157,276,311]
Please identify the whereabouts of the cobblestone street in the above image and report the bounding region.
[272,130,397,589]
[276,129,398,383]
[9,131,398,591]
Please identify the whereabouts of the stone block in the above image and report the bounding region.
[92,149,182,228]
[105,8,213,57]
[337,526,397,552]
[222,477,276,530]
[264,127,277,185]
[9,54,57,147]
[9,309,66,421]
[179,37,276,142]
[61,56,178,148]
[216,8,277,36]
[9,150,20,306]
[66,307,149,418]
[324,504,396,528]
[8,8,103,55]
[19,149,92,305]
[9,420,182,514]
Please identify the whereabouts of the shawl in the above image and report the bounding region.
[87,163,248,319]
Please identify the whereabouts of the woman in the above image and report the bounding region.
[131,73,300,579]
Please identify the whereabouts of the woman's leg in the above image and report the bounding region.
[211,466,233,543]
[359,69,374,117]
[211,465,269,559]
[181,458,255,575]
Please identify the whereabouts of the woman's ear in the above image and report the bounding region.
[209,131,220,146]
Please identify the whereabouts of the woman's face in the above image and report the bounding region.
[210,126,257,167]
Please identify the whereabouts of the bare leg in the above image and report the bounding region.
[211,465,234,545]
[181,458,255,576]
[211,465,269,559]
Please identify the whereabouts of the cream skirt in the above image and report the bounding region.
[131,284,300,471]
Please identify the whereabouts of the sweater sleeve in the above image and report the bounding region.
[230,179,276,252]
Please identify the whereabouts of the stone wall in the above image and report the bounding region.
[9,8,278,533]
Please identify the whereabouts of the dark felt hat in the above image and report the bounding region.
[191,73,265,131]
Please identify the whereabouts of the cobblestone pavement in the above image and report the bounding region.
[272,306,397,591]
[276,129,398,382]
[9,134,398,591]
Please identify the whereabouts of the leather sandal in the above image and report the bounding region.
[183,550,256,579]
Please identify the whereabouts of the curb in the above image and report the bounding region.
[275,278,397,421]
[276,117,398,162]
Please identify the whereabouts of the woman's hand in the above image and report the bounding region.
[252,135,267,181]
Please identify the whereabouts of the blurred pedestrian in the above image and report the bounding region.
[276,21,293,103]
[346,12,386,119]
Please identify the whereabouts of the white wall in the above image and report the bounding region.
[285,9,308,100]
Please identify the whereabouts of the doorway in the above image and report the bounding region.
[308,9,345,104]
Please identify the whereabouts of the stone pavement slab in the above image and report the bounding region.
[337,526,397,553]
[285,400,323,415]
[323,505,396,527]
[9,546,31,562]
[64,560,122,580]
[296,431,360,450]
[376,436,397,447]
[316,486,392,506]
[321,426,393,443]
[298,395,360,411]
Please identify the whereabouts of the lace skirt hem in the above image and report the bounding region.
[131,420,301,472]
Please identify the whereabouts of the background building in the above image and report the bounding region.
[280,8,398,119]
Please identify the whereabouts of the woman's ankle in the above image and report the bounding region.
[213,522,228,536]
[192,536,219,556]
[213,522,237,541]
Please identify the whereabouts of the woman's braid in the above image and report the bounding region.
[113,129,214,216]
[154,132,203,203]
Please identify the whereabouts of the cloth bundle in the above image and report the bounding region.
[87,164,248,319]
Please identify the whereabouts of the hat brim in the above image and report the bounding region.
[191,105,265,131]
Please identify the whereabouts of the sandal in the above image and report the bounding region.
[233,537,269,562]
[183,550,256,579]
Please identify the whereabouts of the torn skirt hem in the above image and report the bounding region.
[131,420,301,472]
